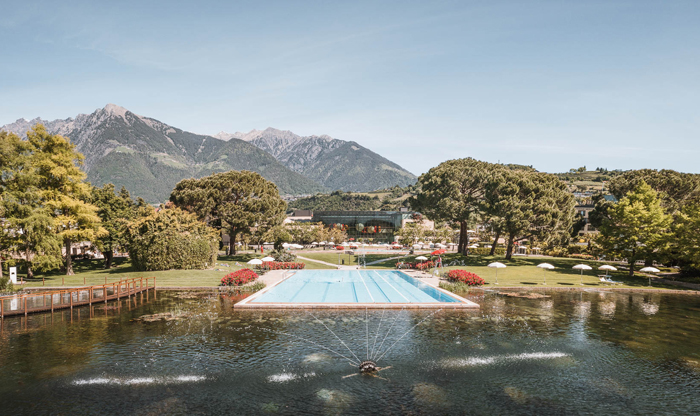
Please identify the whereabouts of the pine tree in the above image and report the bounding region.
[170,170,286,254]
[410,158,494,255]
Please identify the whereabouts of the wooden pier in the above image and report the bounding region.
[0,277,156,318]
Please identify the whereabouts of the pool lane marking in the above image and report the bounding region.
[288,281,310,303]
[321,282,331,303]
[361,270,391,302]
[356,270,375,303]
[386,271,431,303]
[371,271,411,303]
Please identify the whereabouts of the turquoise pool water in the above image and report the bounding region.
[251,270,460,304]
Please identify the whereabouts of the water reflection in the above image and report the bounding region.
[0,289,698,415]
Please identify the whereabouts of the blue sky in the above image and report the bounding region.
[1,0,699,175]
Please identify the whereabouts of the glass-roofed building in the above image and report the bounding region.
[311,209,421,243]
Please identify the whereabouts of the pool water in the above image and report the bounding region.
[251,270,460,304]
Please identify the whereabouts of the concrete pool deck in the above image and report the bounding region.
[234,269,479,309]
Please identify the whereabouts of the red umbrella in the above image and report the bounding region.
[431,249,446,255]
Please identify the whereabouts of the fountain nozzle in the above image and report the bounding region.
[359,360,378,374]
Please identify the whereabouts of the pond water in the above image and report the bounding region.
[1,289,699,415]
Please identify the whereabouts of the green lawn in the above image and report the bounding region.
[298,251,358,265]
[18,251,334,288]
[368,253,687,290]
[19,255,249,288]
[14,252,687,290]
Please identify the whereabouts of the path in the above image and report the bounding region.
[297,255,340,269]
[365,254,411,266]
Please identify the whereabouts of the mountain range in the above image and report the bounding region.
[1,104,417,203]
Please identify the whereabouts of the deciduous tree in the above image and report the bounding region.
[92,184,135,268]
[1,129,62,278]
[26,126,105,275]
[598,181,671,276]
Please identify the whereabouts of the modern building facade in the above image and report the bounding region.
[311,209,427,243]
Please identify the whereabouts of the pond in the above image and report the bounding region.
[0,289,699,415]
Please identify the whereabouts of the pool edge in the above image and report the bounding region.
[233,270,480,309]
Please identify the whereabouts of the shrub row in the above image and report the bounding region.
[397,260,435,270]
[127,208,219,271]
[260,262,306,270]
[470,247,506,256]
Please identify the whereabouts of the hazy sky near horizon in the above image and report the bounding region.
[1,0,699,175]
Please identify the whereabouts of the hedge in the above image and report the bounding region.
[126,208,219,271]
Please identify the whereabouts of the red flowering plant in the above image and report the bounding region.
[261,262,306,270]
[221,268,259,286]
[446,270,485,286]
[336,246,345,251]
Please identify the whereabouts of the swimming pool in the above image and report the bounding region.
[237,270,477,308]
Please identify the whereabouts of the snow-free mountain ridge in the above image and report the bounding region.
[2,104,417,202]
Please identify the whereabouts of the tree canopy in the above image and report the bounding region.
[91,184,135,268]
[170,170,286,254]
[597,181,671,276]
[410,158,494,255]
[607,169,700,213]
[1,126,104,276]
[411,158,574,257]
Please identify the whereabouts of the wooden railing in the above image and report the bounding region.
[0,277,156,318]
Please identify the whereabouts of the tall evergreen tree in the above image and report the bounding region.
[483,169,575,259]
[170,170,286,254]
[410,158,494,255]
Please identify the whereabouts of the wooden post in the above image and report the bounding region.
[24,297,27,317]
[89,287,92,305]
[70,291,73,310]
[1,298,4,319]
[104,285,108,303]
[51,293,54,312]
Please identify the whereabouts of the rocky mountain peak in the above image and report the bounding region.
[101,103,130,120]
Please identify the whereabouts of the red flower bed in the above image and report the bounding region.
[447,270,485,286]
[221,268,259,286]
[261,262,306,270]
[336,246,345,251]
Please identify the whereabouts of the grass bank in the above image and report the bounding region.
[368,253,690,290]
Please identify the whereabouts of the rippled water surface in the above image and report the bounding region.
[1,289,699,415]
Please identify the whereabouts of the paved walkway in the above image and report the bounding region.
[296,255,340,269]
[365,254,411,266]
